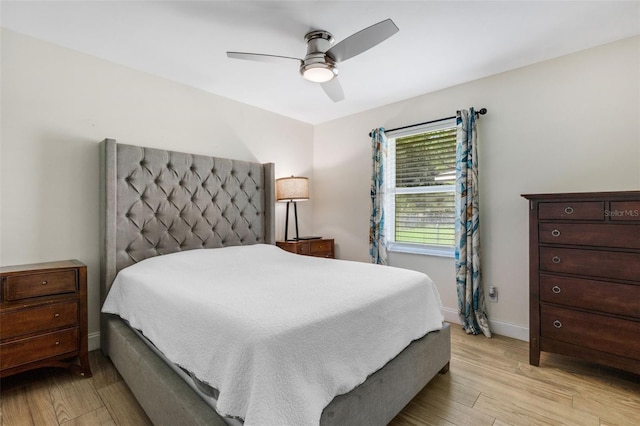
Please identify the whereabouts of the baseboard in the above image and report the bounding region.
[89,332,101,352]
[443,307,529,342]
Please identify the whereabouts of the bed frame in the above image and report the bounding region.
[99,138,450,425]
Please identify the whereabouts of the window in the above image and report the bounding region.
[385,119,456,257]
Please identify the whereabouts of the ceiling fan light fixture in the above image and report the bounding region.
[301,63,338,83]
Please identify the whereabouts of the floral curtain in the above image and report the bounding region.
[369,128,388,265]
[455,109,491,337]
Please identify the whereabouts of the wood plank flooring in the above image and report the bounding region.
[1,324,638,425]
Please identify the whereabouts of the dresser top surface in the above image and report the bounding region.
[522,190,640,201]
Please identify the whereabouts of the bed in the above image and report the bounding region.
[99,138,450,426]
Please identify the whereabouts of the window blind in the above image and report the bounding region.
[394,127,457,247]
[395,128,457,187]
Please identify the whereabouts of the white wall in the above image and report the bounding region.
[0,29,314,349]
[313,36,640,339]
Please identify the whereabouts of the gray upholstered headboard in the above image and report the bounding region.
[99,139,275,305]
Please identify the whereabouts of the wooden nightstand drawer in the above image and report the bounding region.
[309,239,334,258]
[1,327,79,370]
[296,242,311,255]
[538,201,605,220]
[276,239,335,259]
[4,269,77,301]
[1,301,79,339]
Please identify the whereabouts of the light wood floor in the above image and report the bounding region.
[1,324,639,425]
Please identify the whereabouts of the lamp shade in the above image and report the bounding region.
[276,176,309,201]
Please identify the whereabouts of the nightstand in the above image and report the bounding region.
[0,260,92,378]
[276,238,335,259]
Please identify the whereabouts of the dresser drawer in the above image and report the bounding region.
[539,247,640,282]
[540,274,640,317]
[4,270,77,301]
[1,301,79,340]
[0,327,79,370]
[539,223,640,249]
[538,201,604,220]
[309,239,334,257]
[541,306,640,358]
[608,201,640,221]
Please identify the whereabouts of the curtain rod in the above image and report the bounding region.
[369,107,487,137]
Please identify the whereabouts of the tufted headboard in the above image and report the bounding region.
[99,138,275,305]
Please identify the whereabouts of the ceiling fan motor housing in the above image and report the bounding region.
[300,30,338,82]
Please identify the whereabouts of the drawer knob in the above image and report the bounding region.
[55,341,60,345]
[54,313,60,318]
[553,320,562,328]
[42,280,48,285]
[564,206,574,215]
[551,229,561,237]
[552,286,562,294]
[552,256,561,264]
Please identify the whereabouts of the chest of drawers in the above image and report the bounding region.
[0,260,92,378]
[276,238,335,258]
[522,191,640,374]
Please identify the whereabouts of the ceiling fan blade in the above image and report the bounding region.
[326,19,399,63]
[227,52,302,65]
[321,78,345,102]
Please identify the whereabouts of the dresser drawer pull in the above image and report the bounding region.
[552,256,561,264]
[42,280,48,285]
[54,313,60,318]
[55,341,60,345]
[552,286,562,294]
[551,229,561,237]
[553,320,562,328]
[564,206,574,215]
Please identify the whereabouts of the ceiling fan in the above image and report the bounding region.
[227,19,399,102]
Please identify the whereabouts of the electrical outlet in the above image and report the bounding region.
[488,285,498,302]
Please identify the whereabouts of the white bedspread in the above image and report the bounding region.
[102,244,443,426]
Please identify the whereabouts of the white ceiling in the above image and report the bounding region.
[2,1,639,125]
